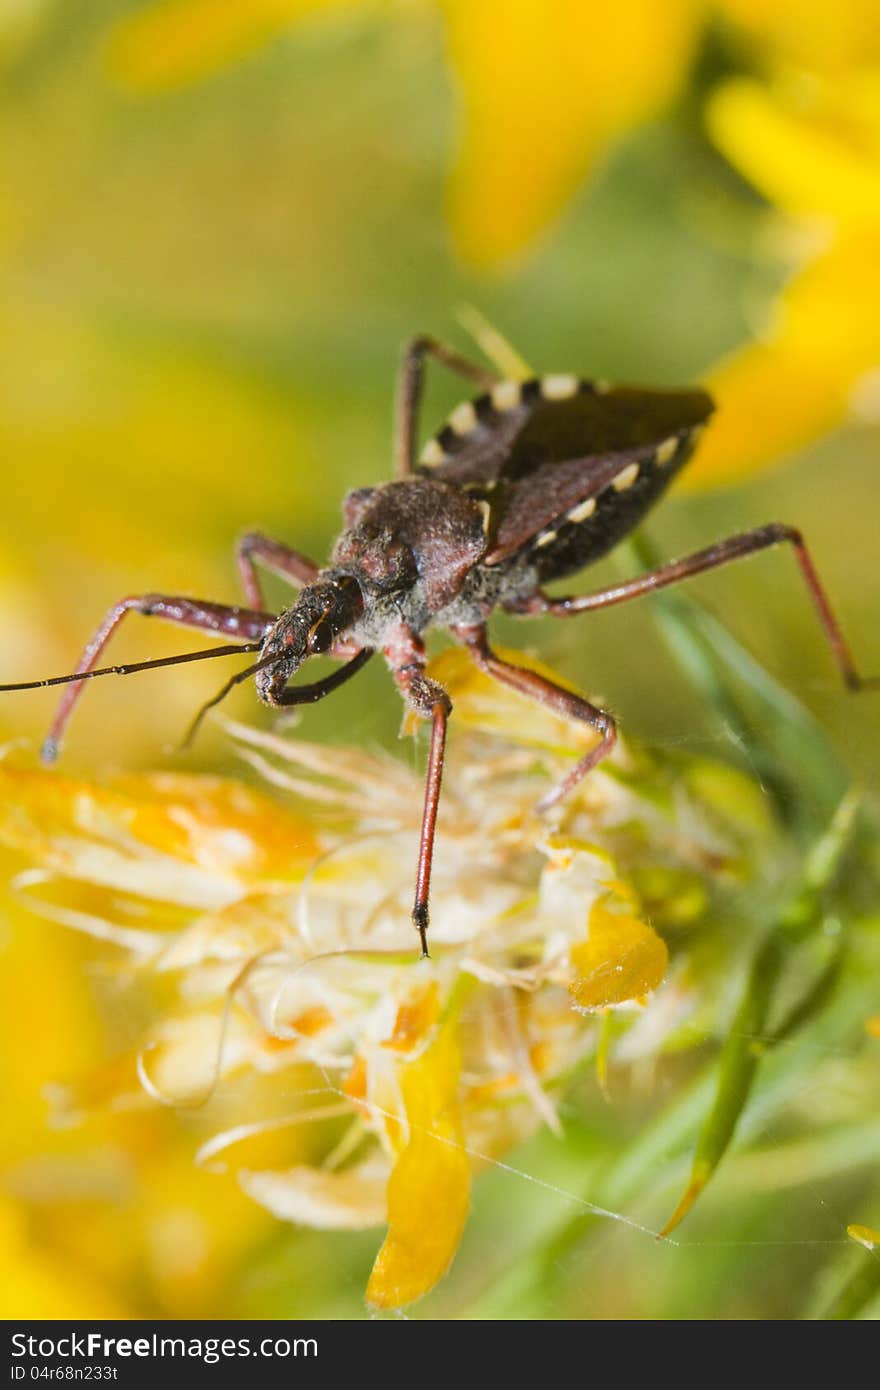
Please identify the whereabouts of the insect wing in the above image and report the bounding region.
[483,385,714,564]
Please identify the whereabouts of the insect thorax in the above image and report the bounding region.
[332,477,509,642]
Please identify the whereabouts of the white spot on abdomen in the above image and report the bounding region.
[566,497,597,524]
[612,462,640,491]
[541,374,579,400]
[491,380,522,411]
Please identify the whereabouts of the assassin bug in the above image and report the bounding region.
[2,335,877,956]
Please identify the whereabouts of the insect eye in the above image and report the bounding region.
[307,617,334,654]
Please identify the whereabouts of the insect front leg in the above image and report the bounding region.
[385,628,452,956]
[394,334,500,480]
[508,523,878,692]
[236,532,320,609]
[456,625,617,812]
[42,595,274,763]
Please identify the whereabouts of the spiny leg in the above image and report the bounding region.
[236,531,320,610]
[394,333,500,480]
[508,523,879,692]
[385,629,452,956]
[42,595,274,762]
[456,625,616,812]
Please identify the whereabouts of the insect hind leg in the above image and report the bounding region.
[510,523,879,693]
[456,624,617,810]
[41,594,274,763]
[236,532,320,609]
[395,334,500,480]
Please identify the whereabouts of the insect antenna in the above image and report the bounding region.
[0,642,265,694]
[180,652,278,752]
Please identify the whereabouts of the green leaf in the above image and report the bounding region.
[660,792,860,1236]
[624,533,849,835]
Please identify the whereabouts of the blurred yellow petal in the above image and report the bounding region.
[690,71,880,485]
[0,765,320,907]
[383,981,440,1053]
[847,1223,880,1250]
[0,909,102,1162]
[569,900,668,1009]
[443,0,701,268]
[689,231,880,485]
[0,305,315,567]
[135,1151,277,1313]
[0,1197,132,1319]
[366,1013,469,1308]
[107,0,362,90]
[715,0,880,74]
[706,74,880,225]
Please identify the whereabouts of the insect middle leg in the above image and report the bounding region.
[385,627,453,956]
[236,532,320,609]
[395,334,500,479]
[509,523,878,692]
[456,624,617,812]
[42,595,275,763]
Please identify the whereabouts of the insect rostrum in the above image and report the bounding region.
[3,335,876,956]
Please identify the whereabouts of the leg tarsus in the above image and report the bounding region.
[412,902,431,959]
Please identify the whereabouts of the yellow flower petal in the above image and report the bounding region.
[382,981,440,1053]
[689,71,880,485]
[443,0,701,268]
[423,645,599,753]
[706,75,880,225]
[715,0,880,76]
[688,231,880,486]
[847,1223,880,1250]
[0,1197,132,1319]
[0,910,103,1162]
[0,765,321,907]
[569,899,668,1009]
[366,1013,470,1308]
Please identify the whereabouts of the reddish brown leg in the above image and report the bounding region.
[42,595,274,763]
[457,625,617,812]
[508,523,878,692]
[395,334,499,480]
[385,626,453,956]
[236,531,320,609]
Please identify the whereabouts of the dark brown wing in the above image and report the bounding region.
[417,376,713,572]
